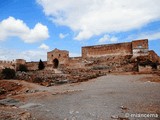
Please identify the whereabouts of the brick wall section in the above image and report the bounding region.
[132,39,149,56]
[148,50,160,63]
[26,61,47,71]
[0,39,159,72]
[82,42,132,58]
[82,39,149,59]
[157,65,160,70]
[47,48,69,68]
[132,39,148,49]
[15,59,26,70]
[0,60,15,70]
[138,65,152,72]
[68,57,84,68]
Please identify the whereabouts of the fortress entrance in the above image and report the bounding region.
[53,58,59,68]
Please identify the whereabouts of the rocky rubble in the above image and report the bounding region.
[0,81,22,100]
[15,68,106,86]
[60,68,106,83]
[0,104,33,120]
[16,70,69,86]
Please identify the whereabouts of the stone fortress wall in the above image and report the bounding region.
[68,57,84,68]
[47,48,69,68]
[82,39,148,59]
[0,60,15,70]
[148,50,160,63]
[0,39,160,72]
[82,42,132,58]
[26,62,47,71]
[132,40,148,56]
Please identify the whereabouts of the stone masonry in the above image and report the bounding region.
[0,39,160,72]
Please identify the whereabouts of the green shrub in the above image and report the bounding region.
[38,59,45,70]
[1,68,15,79]
[18,64,28,72]
[33,77,43,83]
[139,61,158,69]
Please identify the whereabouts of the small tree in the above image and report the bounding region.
[38,59,45,70]
[18,64,28,72]
[1,68,15,79]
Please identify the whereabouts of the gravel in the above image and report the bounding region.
[1,74,160,120]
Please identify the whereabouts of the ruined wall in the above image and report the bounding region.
[16,59,26,65]
[157,65,160,70]
[68,57,84,68]
[138,65,152,73]
[26,61,47,71]
[148,50,160,63]
[132,39,148,56]
[82,42,132,58]
[0,60,15,70]
[15,59,26,70]
[0,59,47,71]
[0,39,158,73]
[26,62,38,71]
[85,55,134,72]
[47,48,69,68]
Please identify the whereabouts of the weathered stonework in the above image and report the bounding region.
[68,57,84,68]
[157,65,160,70]
[132,39,148,56]
[0,39,159,72]
[15,59,26,70]
[47,48,69,69]
[148,50,160,63]
[0,60,15,71]
[82,42,132,58]
[82,39,149,59]
[138,65,152,73]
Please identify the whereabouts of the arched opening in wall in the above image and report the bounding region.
[53,58,59,68]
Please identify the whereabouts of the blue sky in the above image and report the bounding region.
[0,0,160,61]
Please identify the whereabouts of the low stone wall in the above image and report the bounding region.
[61,68,106,82]
[138,65,152,73]
[84,55,134,72]
[16,70,68,86]
[157,65,160,70]
[82,42,132,58]
[68,57,84,68]
[149,50,160,63]
[26,61,47,71]
[16,68,106,86]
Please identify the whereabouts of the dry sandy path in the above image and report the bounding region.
[1,74,160,120]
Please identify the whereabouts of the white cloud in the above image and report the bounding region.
[126,31,160,41]
[20,50,47,61]
[59,33,68,39]
[0,16,49,43]
[0,48,47,62]
[37,0,160,40]
[137,31,160,41]
[0,48,81,61]
[98,34,118,43]
[39,43,50,50]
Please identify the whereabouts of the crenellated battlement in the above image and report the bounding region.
[0,60,15,64]
[82,39,149,58]
[0,39,159,72]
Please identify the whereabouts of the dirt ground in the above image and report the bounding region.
[0,81,22,100]
[0,74,160,120]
